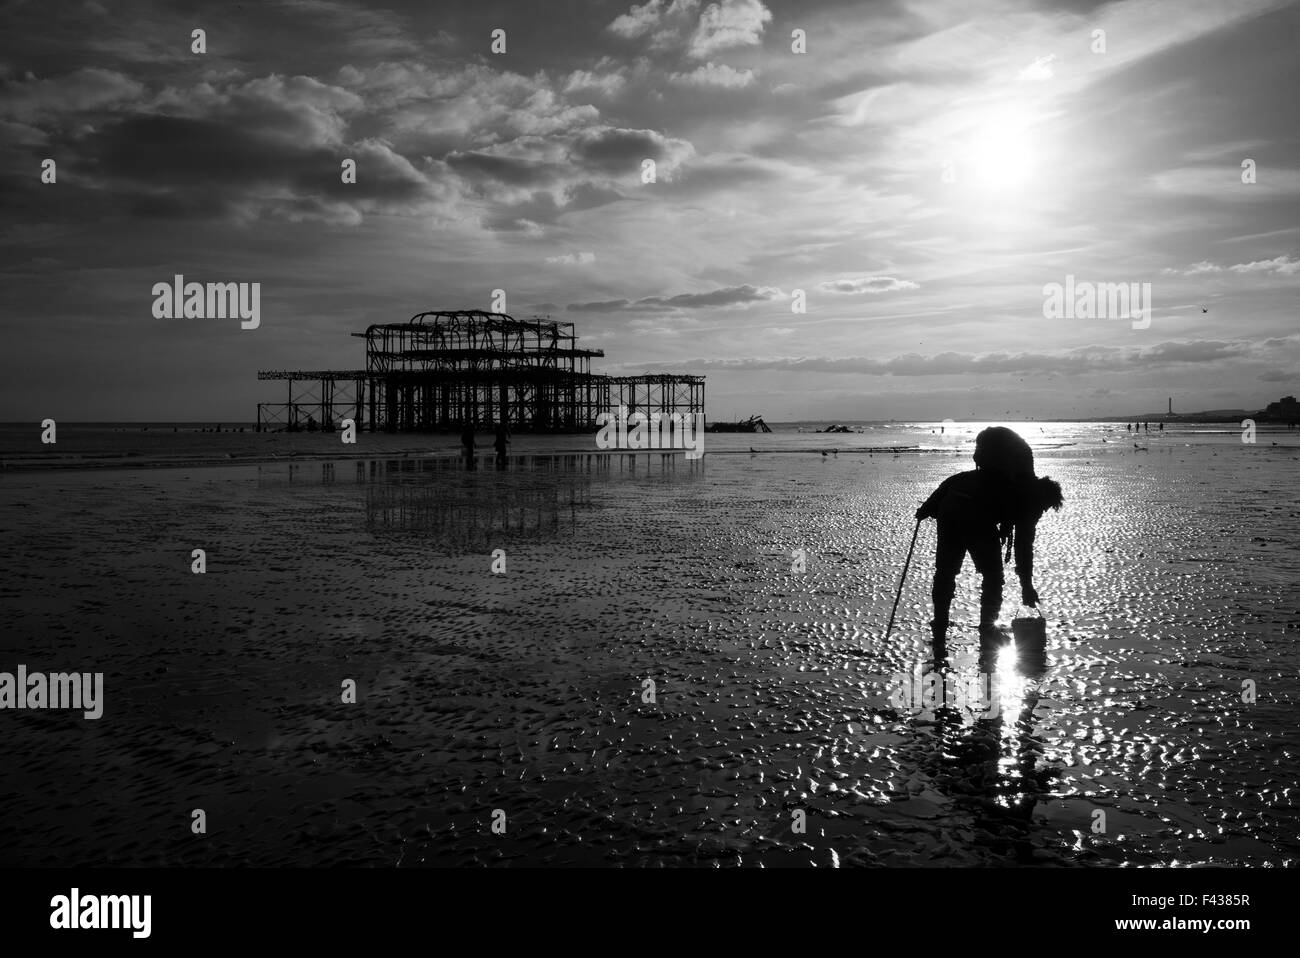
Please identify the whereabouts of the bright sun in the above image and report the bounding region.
[966,107,1037,190]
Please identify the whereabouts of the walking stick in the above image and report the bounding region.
[884,517,922,643]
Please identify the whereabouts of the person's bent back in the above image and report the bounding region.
[973,425,1034,478]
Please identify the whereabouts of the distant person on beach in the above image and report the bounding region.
[461,424,476,467]
[915,427,1063,634]
[493,423,510,460]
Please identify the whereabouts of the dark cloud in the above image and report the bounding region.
[476,179,628,231]
[564,181,625,212]
[93,114,296,186]
[70,113,434,221]
[649,284,780,307]
[664,154,785,194]
[567,298,663,313]
[567,284,781,312]
[270,0,423,59]
[568,126,692,175]
[0,67,143,122]
[446,150,558,187]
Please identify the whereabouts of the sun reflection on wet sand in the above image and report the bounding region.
[0,440,1295,866]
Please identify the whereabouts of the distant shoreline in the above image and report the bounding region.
[0,416,1292,428]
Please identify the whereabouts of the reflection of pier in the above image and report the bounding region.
[364,458,591,544]
[254,453,703,544]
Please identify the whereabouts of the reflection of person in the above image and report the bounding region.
[461,424,476,468]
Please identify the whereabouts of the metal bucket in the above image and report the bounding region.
[1011,615,1046,644]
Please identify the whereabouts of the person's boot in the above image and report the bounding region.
[977,622,1008,673]
[978,594,1002,632]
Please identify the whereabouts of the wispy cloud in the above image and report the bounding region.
[669,62,756,88]
[1017,55,1055,82]
[545,252,597,265]
[1164,256,1300,276]
[819,277,919,294]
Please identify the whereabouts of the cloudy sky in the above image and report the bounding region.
[2,0,1298,421]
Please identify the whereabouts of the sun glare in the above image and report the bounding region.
[967,107,1037,190]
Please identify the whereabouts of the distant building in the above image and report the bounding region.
[1264,395,1299,420]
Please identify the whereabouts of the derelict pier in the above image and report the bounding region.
[256,309,704,433]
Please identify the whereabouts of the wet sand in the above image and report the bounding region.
[0,444,1297,866]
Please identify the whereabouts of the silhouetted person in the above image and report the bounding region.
[917,469,1011,636]
[1158,422,1163,432]
[916,426,1063,635]
[971,426,1063,609]
[1126,423,1131,432]
[917,470,1063,635]
[493,423,510,461]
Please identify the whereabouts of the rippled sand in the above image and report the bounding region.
[0,445,1296,866]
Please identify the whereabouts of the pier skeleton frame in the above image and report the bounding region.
[257,310,704,433]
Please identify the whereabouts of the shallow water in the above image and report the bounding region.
[0,442,1297,866]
